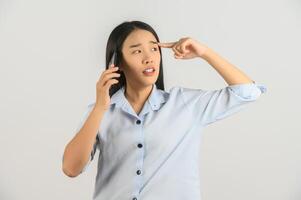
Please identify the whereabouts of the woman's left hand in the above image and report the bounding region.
[157,37,208,60]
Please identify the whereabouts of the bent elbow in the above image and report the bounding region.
[62,163,80,178]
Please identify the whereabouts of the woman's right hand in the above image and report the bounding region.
[95,64,121,111]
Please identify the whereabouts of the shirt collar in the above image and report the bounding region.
[110,83,167,112]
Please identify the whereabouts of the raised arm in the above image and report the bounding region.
[200,47,254,85]
[157,37,267,126]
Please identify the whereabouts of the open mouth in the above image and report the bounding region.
[142,67,156,76]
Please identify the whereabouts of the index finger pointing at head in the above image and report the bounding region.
[157,42,176,48]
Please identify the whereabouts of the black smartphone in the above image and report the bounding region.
[109,51,117,67]
[108,51,119,95]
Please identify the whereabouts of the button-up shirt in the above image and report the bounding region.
[72,82,267,200]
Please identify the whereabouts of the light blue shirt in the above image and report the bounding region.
[74,81,267,200]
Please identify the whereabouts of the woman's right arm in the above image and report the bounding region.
[62,63,120,178]
[62,105,106,177]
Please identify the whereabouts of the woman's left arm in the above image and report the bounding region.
[158,37,266,126]
[200,47,254,85]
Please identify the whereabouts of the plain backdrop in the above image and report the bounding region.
[0,0,300,199]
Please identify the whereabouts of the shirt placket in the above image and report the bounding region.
[132,117,146,200]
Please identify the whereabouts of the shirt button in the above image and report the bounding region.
[136,120,141,125]
[136,170,141,175]
[137,143,143,148]
[132,198,137,200]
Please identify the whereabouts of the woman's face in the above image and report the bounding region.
[120,29,161,88]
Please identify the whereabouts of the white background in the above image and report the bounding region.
[0,0,300,199]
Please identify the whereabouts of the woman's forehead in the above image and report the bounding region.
[124,30,156,47]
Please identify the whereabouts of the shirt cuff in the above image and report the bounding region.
[227,80,267,101]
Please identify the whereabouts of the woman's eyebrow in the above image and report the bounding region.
[129,41,157,48]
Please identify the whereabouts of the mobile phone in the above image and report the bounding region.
[109,51,117,67]
[108,51,119,95]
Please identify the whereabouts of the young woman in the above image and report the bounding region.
[62,21,267,200]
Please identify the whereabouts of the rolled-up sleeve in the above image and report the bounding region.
[180,81,267,126]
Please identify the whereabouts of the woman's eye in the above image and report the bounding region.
[133,47,157,54]
[133,50,141,54]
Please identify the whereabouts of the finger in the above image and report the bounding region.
[100,72,120,86]
[176,45,183,54]
[174,54,183,59]
[103,78,119,92]
[172,45,184,56]
[157,42,176,48]
[105,66,119,74]
[180,40,190,53]
[99,66,119,81]
[179,44,187,54]
[108,65,119,71]
[175,41,188,54]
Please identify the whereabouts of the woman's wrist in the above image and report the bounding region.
[199,46,213,60]
[93,104,107,114]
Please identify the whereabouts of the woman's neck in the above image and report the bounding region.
[124,83,153,114]
[124,83,153,104]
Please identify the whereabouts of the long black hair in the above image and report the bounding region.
[105,20,165,97]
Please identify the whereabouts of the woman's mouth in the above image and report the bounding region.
[142,67,156,76]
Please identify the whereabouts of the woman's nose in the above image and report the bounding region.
[143,51,154,64]
[143,56,154,65]
[145,59,153,64]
